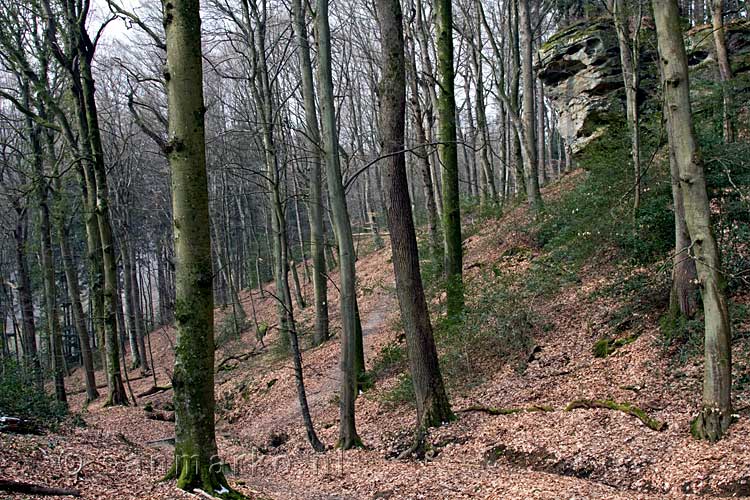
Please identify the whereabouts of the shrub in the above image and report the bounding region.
[0,360,67,427]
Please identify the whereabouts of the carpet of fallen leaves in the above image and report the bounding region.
[4,171,750,499]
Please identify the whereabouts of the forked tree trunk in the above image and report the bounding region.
[653,0,732,441]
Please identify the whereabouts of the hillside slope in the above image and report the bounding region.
[3,172,750,499]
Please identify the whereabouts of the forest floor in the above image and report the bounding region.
[4,171,750,499]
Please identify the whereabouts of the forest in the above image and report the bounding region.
[0,0,750,497]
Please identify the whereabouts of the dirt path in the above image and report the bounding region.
[249,291,397,435]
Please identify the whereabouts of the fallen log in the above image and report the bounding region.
[0,479,80,497]
[0,416,41,435]
[564,399,667,431]
[458,399,667,432]
[137,385,172,398]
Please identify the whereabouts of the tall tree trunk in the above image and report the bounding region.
[436,0,464,318]
[162,1,238,494]
[316,0,362,449]
[376,0,454,441]
[34,118,66,406]
[653,0,732,441]
[405,26,441,261]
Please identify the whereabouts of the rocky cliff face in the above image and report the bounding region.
[538,18,750,157]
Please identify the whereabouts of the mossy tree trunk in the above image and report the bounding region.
[653,0,732,442]
[162,0,239,496]
[435,0,464,318]
[13,203,41,390]
[375,0,454,435]
[22,76,66,404]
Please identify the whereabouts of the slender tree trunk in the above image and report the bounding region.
[316,0,362,449]
[653,0,732,441]
[13,207,41,390]
[611,0,642,213]
[519,0,543,212]
[57,208,99,402]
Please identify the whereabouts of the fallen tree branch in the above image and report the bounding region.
[216,350,261,372]
[0,479,80,497]
[458,399,666,432]
[564,399,667,431]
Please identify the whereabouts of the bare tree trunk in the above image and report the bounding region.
[611,0,642,214]
[653,0,732,441]
[405,24,441,261]
[162,1,239,494]
[13,206,41,390]
[519,0,543,212]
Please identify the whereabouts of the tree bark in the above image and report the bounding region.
[375,0,454,436]
[711,0,735,143]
